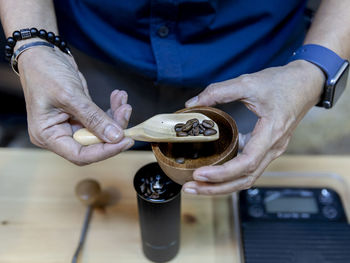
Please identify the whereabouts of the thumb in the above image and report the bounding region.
[185,79,244,107]
[69,97,123,143]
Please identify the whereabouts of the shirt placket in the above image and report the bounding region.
[150,0,182,85]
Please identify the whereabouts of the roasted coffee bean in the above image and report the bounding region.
[199,124,205,134]
[193,126,200,136]
[204,128,217,136]
[153,180,163,190]
[202,120,214,128]
[176,131,188,137]
[175,118,216,137]
[182,122,193,132]
[146,188,152,195]
[150,192,160,199]
[175,157,185,164]
[140,183,146,194]
[187,118,198,124]
[174,123,185,132]
[192,152,199,159]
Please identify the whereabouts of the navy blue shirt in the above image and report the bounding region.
[54,0,307,87]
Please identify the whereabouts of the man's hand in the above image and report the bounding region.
[18,46,134,165]
[183,60,325,195]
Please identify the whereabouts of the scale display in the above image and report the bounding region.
[239,187,346,221]
[265,196,318,214]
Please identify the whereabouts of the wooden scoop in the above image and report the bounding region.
[73,113,219,145]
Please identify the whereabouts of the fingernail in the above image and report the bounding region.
[183,188,197,195]
[122,139,134,151]
[186,96,198,107]
[194,175,208,182]
[104,124,122,142]
[111,89,119,97]
[121,92,127,105]
[124,107,132,121]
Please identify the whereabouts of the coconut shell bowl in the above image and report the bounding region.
[151,106,239,185]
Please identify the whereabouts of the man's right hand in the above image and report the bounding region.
[18,46,134,165]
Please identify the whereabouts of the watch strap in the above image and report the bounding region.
[288,44,346,86]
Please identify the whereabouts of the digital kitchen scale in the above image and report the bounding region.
[238,186,350,263]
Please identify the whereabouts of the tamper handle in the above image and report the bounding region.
[72,205,93,263]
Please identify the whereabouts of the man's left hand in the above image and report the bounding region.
[183,60,325,195]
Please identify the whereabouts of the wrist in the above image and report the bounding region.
[13,37,46,50]
[18,43,53,67]
[287,60,325,103]
[6,28,72,75]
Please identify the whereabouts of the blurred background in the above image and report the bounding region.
[0,0,349,154]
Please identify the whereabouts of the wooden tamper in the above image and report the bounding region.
[72,179,102,263]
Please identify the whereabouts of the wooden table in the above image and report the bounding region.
[0,149,349,263]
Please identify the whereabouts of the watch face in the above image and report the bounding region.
[324,62,349,108]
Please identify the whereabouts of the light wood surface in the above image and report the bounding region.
[73,113,219,145]
[0,149,350,263]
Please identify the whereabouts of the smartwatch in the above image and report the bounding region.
[288,44,349,109]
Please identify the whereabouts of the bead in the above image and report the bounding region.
[59,40,67,49]
[38,29,47,39]
[54,36,61,46]
[47,32,55,43]
[4,45,12,53]
[20,28,31,39]
[12,31,21,40]
[5,54,11,61]
[30,27,38,37]
[5,50,12,57]
[6,37,16,47]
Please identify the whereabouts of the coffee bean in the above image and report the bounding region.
[146,188,152,195]
[176,131,188,137]
[204,128,217,136]
[187,118,198,124]
[202,120,214,128]
[175,157,185,164]
[153,181,162,190]
[192,152,199,159]
[175,123,185,132]
[193,126,200,136]
[182,122,193,132]
[175,119,216,137]
[140,183,146,194]
[150,192,160,199]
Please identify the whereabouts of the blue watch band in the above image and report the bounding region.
[288,44,346,86]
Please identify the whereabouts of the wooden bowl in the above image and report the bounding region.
[151,107,239,185]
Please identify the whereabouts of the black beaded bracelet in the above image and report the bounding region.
[4,28,71,61]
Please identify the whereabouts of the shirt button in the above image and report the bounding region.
[157,25,169,38]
